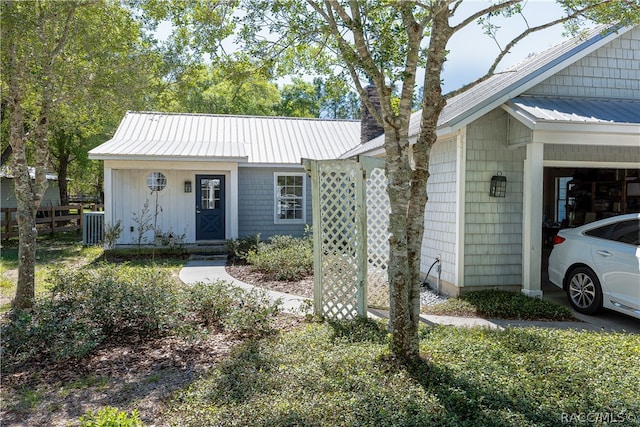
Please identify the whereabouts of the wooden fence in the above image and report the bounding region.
[1,204,104,240]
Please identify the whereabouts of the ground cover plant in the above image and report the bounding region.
[2,236,637,427]
[168,319,640,427]
[422,289,575,321]
[243,234,313,281]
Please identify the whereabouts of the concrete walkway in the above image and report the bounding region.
[179,260,639,333]
[179,260,311,314]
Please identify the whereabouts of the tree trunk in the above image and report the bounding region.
[57,152,70,206]
[386,3,452,360]
[8,95,42,310]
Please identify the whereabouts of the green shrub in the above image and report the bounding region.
[226,234,260,262]
[185,281,281,337]
[222,288,281,336]
[246,235,312,281]
[47,263,182,336]
[1,264,182,367]
[185,280,241,327]
[79,406,144,426]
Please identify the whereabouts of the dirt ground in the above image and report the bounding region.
[0,265,309,427]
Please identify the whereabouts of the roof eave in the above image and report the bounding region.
[88,154,250,162]
[436,26,634,136]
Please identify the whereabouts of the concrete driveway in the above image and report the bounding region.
[542,283,640,334]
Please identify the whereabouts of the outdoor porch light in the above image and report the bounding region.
[184,180,192,193]
[490,172,507,197]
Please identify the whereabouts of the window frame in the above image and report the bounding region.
[274,172,306,224]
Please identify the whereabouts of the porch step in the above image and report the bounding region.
[188,253,228,261]
[184,242,227,254]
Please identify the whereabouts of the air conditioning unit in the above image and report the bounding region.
[83,212,104,245]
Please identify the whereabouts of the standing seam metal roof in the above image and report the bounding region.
[341,25,635,158]
[508,97,640,124]
[88,112,361,164]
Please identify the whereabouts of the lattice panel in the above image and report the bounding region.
[316,163,362,319]
[366,167,390,309]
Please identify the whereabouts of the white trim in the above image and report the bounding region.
[103,160,240,171]
[104,166,113,239]
[522,142,544,296]
[455,127,467,288]
[229,165,239,239]
[89,155,249,162]
[242,163,308,169]
[273,172,307,225]
[532,128,640,146]
[544,160,640,169]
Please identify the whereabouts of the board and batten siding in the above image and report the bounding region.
[525,27,640,99]
[421,136,458,291]
[463,109,525,289]
[237,167,312,239]
[110,169,197,244]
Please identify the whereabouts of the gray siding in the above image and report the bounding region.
[545,145,640,163]
[238,167,312,239]
[525,27,640,99]
[422,136,458,287]
[463,109,525,288]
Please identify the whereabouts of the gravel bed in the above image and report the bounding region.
[420,283,449,307]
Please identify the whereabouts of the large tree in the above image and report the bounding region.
[0,0,157,309]
[46,4,161,206]
[2,0,81,309]
[239,0,639,359]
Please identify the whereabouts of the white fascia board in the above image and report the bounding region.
[532,124,640,146]
[103,159,240,171]
[501,103,537,129]
[88,154,249,162]
[239,163,308,169]
[545,160,640,169]
[438,28,630,135]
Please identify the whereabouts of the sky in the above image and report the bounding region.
[441,0,581,92]
[155,1,593,94]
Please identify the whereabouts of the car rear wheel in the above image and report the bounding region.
[566,267,602,315]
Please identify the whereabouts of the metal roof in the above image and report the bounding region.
[0,166,58,181]
[341,25,635,158]
[507,96,640,124]
[89,112,361,164]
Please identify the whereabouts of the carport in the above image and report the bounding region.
[502,97,640,297]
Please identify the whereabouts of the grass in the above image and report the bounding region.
[167,319,640,427]
[422,289,575,321]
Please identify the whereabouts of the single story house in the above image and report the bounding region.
[88,114,361,243]
[343,25,640,297]
[89,25,639,298]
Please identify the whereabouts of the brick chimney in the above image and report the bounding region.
[361,84,384,144]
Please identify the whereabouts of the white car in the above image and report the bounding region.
[548,213,640,319]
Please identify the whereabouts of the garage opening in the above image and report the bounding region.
[542,167,640,279]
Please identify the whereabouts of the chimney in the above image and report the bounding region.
[361,84,384,144]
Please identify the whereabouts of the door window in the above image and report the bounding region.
[200,178,221,209]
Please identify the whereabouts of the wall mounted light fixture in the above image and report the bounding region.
[490,172,507,197]
[184,180,192,193]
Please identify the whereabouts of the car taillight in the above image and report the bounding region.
[552,235,565,245]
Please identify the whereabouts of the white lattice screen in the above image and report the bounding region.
[303,157,389,320]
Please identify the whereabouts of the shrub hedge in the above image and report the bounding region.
[1,264,281,369]
[246,235,313,281]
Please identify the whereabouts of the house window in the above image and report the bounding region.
[555,176,573,223]
[275,173,305,223]
[146,172,167,192]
